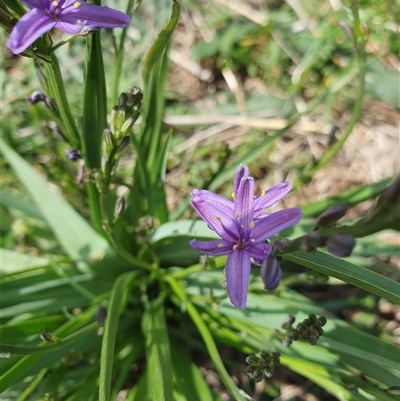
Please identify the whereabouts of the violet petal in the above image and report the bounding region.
[225,249,251,309]
[59,3,131,28]
[55,21,85,34]
[248,242,273,263]
[234,176,254,234]
[190,239,232,256]
[190,190,238,240]
[251,208,303,242]
[233,164,249,194]
[253,182,292,217]
[7,8,55,54]
[21,0,45,9]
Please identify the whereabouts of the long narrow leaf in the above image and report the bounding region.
[99,271,138,401]
[141,295,174,401]
[285,251,400,304]
[0,139,109,263]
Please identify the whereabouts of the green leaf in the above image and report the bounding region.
[99,271,139,401]
[171,339,221,401]
[0,190,44,220]
[167,277,252,401]
[0,139,109,263]
[141,295,174,401]
[285,251,400,304]
[301,176,395,217]
[128,0,180,225]
[1,249,49,275]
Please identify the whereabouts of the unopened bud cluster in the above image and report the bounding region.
[281,314,327,346]
[245,350,280,382]
[104,87,143,159]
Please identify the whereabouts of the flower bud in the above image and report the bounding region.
[114,196,126,218]
[115,135,130,158]
[379,175,400,207]
[301,231,323,252]
[261,256,281,290]
[65,148,81,162]
[40,331,59,342]
[316,204,347,227]
[121,117,134,135]
[27,91,47,105]
[326,234,355,257]
[281,315,296,330]
[273,237,291,253]
[103,129,114,154]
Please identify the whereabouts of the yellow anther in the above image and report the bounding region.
[218,243,223,248]
[235,213,239,219]
[232,244,238,250]
[261,190,265,196]
[231,192,235,199]
[250,221,255,229]
[74,1,81,7]
[52,1,59,6]
[215,216,221,221]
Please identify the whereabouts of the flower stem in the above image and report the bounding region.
[39,53,81,148]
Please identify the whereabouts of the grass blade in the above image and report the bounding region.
[285,251,400,304]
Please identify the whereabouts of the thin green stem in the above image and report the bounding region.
[50,262,97,301]
[0,322,97,356]
[111,0,136,105]
[51,34,81,52]
[40,54,81,148]
[15,369,48,401]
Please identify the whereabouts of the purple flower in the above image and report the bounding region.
[7,0,131,54]
[190,165,302,309]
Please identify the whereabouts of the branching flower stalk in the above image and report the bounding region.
[96,88,153,270]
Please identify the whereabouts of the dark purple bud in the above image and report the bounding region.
[379,175,400,206]
[27,91,47,105]
[301,231,323,252]
[316,204,347,227]
[261,257,282,290]
[273,237,291,253]
[326,234,355,257]
[281,315,296,330]
[97,306,107,327]
[65,148,81,162]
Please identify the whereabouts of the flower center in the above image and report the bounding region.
[47,0,81,18]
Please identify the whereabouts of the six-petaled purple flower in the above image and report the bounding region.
[7,0,131,54]
[190,165,302,309]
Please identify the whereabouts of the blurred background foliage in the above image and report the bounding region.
[1,0,399,399]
